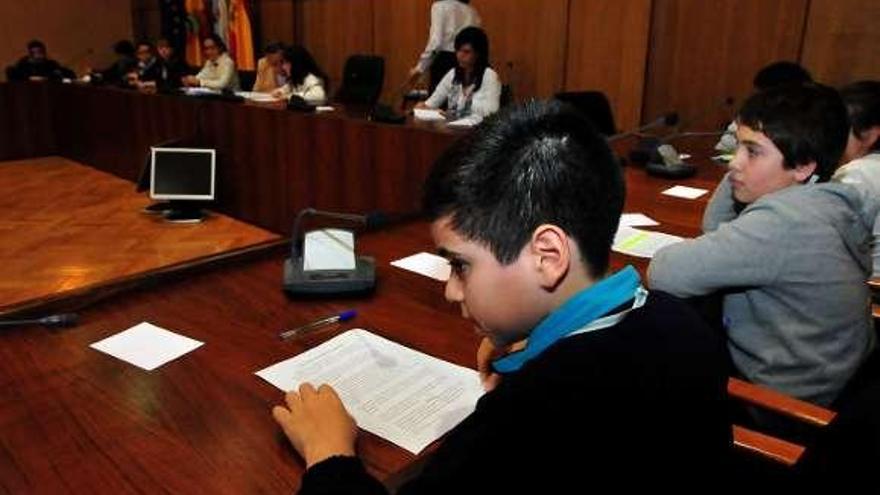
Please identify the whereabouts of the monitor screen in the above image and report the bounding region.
[150,147,216,200]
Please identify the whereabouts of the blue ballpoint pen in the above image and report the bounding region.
[279,309,357,340]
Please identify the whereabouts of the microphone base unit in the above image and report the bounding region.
[645,162,698,179]
[283,256,376,296]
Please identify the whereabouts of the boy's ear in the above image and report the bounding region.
[529,224,570,290]
[793,161,818,182]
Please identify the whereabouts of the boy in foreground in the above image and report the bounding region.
[273,100,731,493]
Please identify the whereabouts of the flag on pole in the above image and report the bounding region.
[184,0,212,67]
[227,0,255,70]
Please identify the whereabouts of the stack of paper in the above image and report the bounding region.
[612,226,683,259]
[413,108,445,122]
[256,329,484,454]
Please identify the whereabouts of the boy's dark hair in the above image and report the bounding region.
[281,44,327,87]
[453,26,490,92]
[203,34,227,53]
[753,61,813,91]
[136,40,155,51]
[841,80,880,153]
[264,42,284,54]
[738,83,848,181]
[27,40,46,51]
[423,100,624,278]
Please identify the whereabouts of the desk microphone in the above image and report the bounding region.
[0,313,79,328]
[606,111,679,143]
[283,208,384,296]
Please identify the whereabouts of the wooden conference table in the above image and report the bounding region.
[0,82,461,235]
[0,81,728,492]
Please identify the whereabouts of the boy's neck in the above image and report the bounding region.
[547,264,602,312]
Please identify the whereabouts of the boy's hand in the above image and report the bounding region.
[272,383,358,468]
[476,337,526,391]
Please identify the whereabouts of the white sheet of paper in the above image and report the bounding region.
[447,116,482,128]
[391,252,451,281]
[620,213,660,228]
[255,329,484,454]
[414,108,445,121]
[661,185,709,200]
[303,229,356,271]
[235,91,279,102]
[182,87,219,96]
[612,226,684,259]
[315,106,335,112]
[90,322,204,371]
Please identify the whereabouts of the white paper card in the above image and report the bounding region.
[90,322,204,371]
[391,252,451,281]
[303,229,356,271]
[235,91,279,102]
[256,329,484,454]
[414,108,445,121]
[661,185,708,200]
[612,226,684,259]
[447,116,482,128]
[620,213,659,228]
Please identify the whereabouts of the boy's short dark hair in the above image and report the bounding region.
[752,61,813,91]
[27,40,46,51]
[423,100,625,278]
[264,42,284,54]
[204,34,227,53]
[841,80,880,152]
[738,83,849,181]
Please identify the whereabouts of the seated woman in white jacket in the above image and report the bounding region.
[271,45,327,105]
[416,26,500,125]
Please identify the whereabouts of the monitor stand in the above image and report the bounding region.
[163,202,206,223]
[142,201,173,214]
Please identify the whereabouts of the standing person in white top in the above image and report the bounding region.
[182,34,240,91]
[271,45,328,105]
[416,26,501,125]
[410,0,481,93]
[833,81,880,276]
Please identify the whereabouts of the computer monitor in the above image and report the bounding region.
[149,147,216,223]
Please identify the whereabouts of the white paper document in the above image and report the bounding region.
[612,226,684,259]
[255,329,484,454]
[391,252,451,281]
[446,116,482,128]
[90,322,204,371]
[619,213,659,228]
[303,228,356,270]
[413,108,445,121]
[661,185,709,200]
[235,91,280,102]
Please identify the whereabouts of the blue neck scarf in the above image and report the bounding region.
[493,265,642,374]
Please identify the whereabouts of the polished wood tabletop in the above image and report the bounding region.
[0,139,727,492]
[0,157,281,318]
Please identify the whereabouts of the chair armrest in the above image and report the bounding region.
[732,425,805,466]
[727,377,836,427]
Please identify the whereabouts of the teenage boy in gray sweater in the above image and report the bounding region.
[649,83,877,407]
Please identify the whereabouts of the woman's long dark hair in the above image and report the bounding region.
[453,26,490,92]
[282,45,327,87]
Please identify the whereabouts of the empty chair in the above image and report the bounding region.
[335,55,384,106]
[554,91,616,136]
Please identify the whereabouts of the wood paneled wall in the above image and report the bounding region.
[0,0,134,81]
[643,0,809,131]
[801,0,880,87]
[565,0,652,131]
